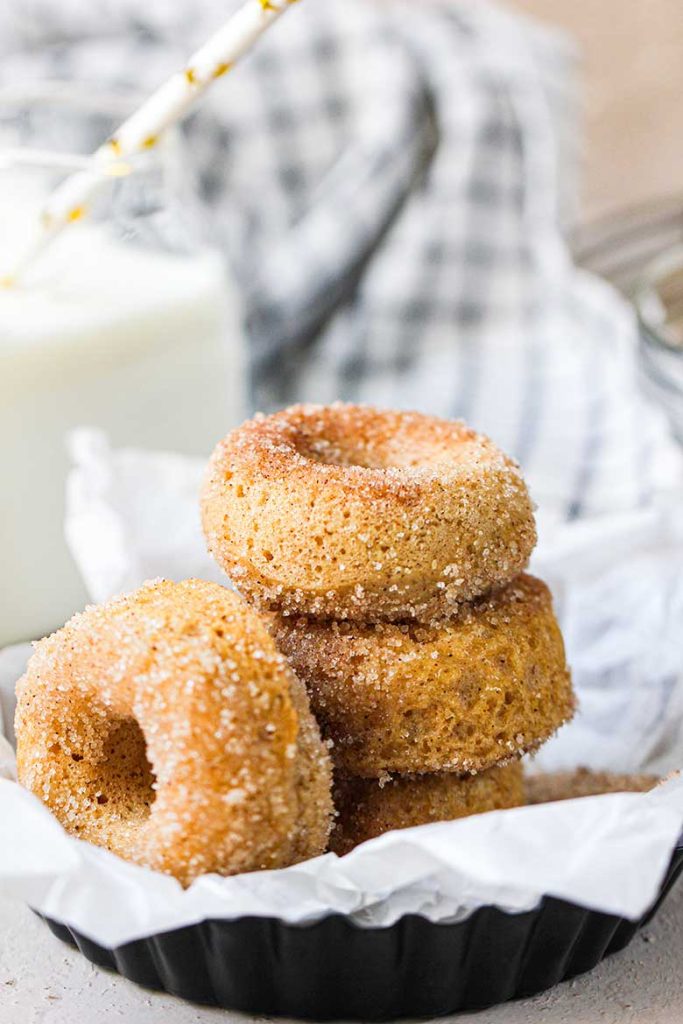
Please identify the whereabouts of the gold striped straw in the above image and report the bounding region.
[3,0,300,287]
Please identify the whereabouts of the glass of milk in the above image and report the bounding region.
[0,85,245,645]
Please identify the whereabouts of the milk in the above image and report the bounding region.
[0,183,244,645]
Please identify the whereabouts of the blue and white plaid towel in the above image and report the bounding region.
[1,0,681,520]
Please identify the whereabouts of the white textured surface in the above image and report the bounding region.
[1,884,682,1024]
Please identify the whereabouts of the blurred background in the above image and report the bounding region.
[1,0,682,644]
[512,0,683,223]
[514,0,683,293]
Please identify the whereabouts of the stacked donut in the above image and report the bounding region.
[202,404,575,854]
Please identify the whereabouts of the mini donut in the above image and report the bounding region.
[525,767,660,806]
[15,579,333,886]
[270,575,575,778]
[201,403,537,623]
[331,762,524,856]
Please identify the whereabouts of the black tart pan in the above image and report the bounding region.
[41,841,683,1020]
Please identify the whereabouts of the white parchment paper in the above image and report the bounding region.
[1,428,683,948]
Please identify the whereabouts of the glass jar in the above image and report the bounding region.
[0,85,245,645]
[634,246,683,445]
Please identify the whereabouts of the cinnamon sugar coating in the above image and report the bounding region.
[525,767,660,805]
[15,579,333,886]
[201,403,537,623]
[270,575,575,778]
[331,761,524,856]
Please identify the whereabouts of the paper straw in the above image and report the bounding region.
[3,0,299,285]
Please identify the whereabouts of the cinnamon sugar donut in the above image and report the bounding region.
[201,403,537,623]
[15,579,333,886]
[271,575,574,778]
[331,762,524,856]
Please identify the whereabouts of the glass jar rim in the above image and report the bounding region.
[634,244,683,353]
[0,81,178,176]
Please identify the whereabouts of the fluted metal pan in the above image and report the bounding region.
[41,843,683,1020]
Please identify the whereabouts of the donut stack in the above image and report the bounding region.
[202,403,575,854]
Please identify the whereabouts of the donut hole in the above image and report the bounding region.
[289,411,479,471]
[97,717,156,821]
[294,431,387,470]
[66,716,156,833]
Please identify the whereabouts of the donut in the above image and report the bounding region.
[331,762,524,856]
[201,403,537,623]
[525,768,660,806]
[270,575,574,778]
[15,579,333,886]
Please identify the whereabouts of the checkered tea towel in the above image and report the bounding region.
[1,0,681,518]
